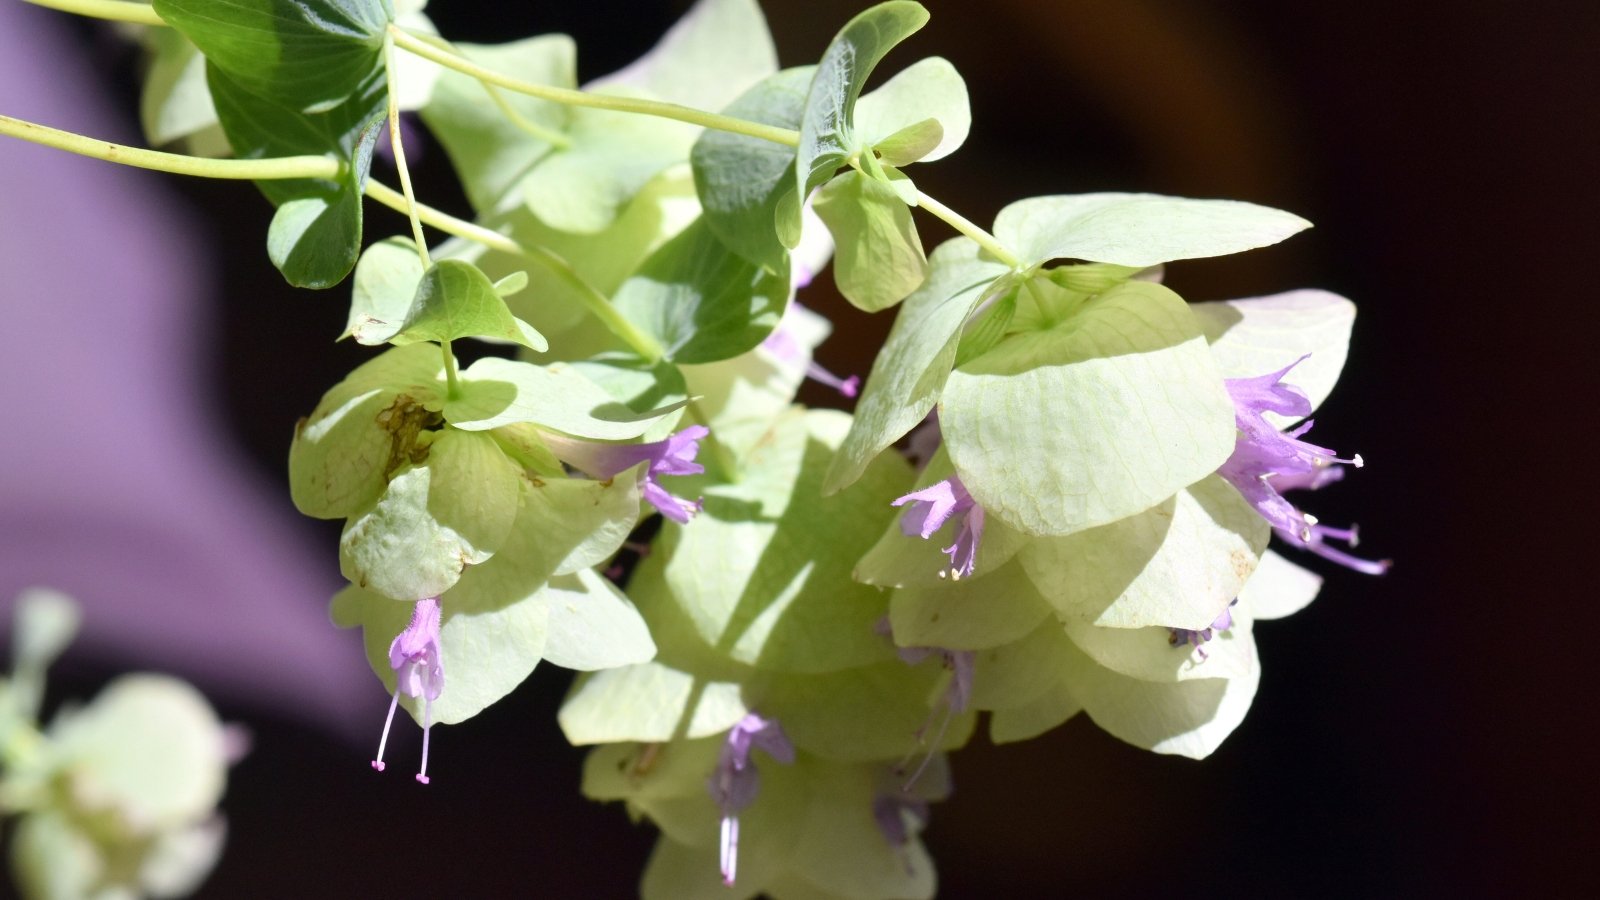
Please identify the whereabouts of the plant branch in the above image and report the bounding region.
[388,26,800,148]
[0,114,340,180]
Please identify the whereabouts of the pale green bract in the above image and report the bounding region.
[940,280,1237,536]
[1191,288,1356,424]
[812,170,928,312]
[993,192,1313,268]
[824,238,1011,494]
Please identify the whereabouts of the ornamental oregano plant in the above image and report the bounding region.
[2,0,1390,895]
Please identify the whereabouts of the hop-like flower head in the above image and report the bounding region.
[1218,358,1389,574]
[371,597,443,784]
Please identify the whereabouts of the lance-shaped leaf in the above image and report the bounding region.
[154,0,392,111]
[611,218,790,364]
[994,192,1312,269]
[338,428,522,601]
[1017,475,1269,631]
[824,238,1011,494]
[790,1,931,241]
[940,281,1235,536]
[207,61,386,288]
[350,257,550,349]
[1191,288,1356,424]
[692,66,814,272]
[445,356,682,438]
[854,56,970,164]
[812,169,928,311]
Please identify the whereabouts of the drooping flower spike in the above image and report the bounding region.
[705,712,795,887]
[893,475,986,580]
[1218,357,1390,574]
[541,426,710,523]
[371,597,443,784]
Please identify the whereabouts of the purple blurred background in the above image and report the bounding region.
[0,0,1593,896]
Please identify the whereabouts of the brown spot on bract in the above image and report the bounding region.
[377,393,443,478]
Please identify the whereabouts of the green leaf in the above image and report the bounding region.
[611,218,790,364]
[347,237,427,342]
[288,342,446,519]
[887,558,1052,650]
[541,568,656,671]
[338,429,522,601]
[812,170,928,312]
[589,0,778,115]
[1191,288,1356,424]
[49,675,227,832]
[793,2,931,225]
[649,410,915,673]
[823,238,1010,494]
[571,352,690,423]
[139,28,221,149]
[395,259,547,351]
[854,56,970,164]
[153,0,392,111]
[940,281,1236,535]
[1017,475,1269,631]
[446,357,684,438]
[559,660,748,745]
[419,35,576,212]
[207,61,386,288]
[521,93,700,234]
[993,192,1313,268]
[691,66,814,272]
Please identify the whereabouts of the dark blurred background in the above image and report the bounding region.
[3,0,1596,896]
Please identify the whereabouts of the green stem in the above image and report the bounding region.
[414,31,573,149]
[20,0,164,25]
[382,33,431,271]
[0,114,340,180]
[915,189,1022,268]
[362,180,666,362]
[440,338,460,397]
[389,26,800,148]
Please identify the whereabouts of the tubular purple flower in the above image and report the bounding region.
[877,618,973,789]
[1169,599,1238,660]
[892,475,985,580]
[706,712,794,887]
[1218,357,1390,575]
[371,597,443,784]
[541,426,709,523]
[761,303,861,399]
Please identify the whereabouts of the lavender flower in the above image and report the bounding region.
[371,597,443,784]
[761,303,861,398]
[706,712,795,886]
[1169,599,1238,660]
[892,475,986,579]
[541,426,709,523]
[1218,358,1390,574]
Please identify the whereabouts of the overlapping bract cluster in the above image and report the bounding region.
[0,591,236,899]
[130,0,1387,895]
